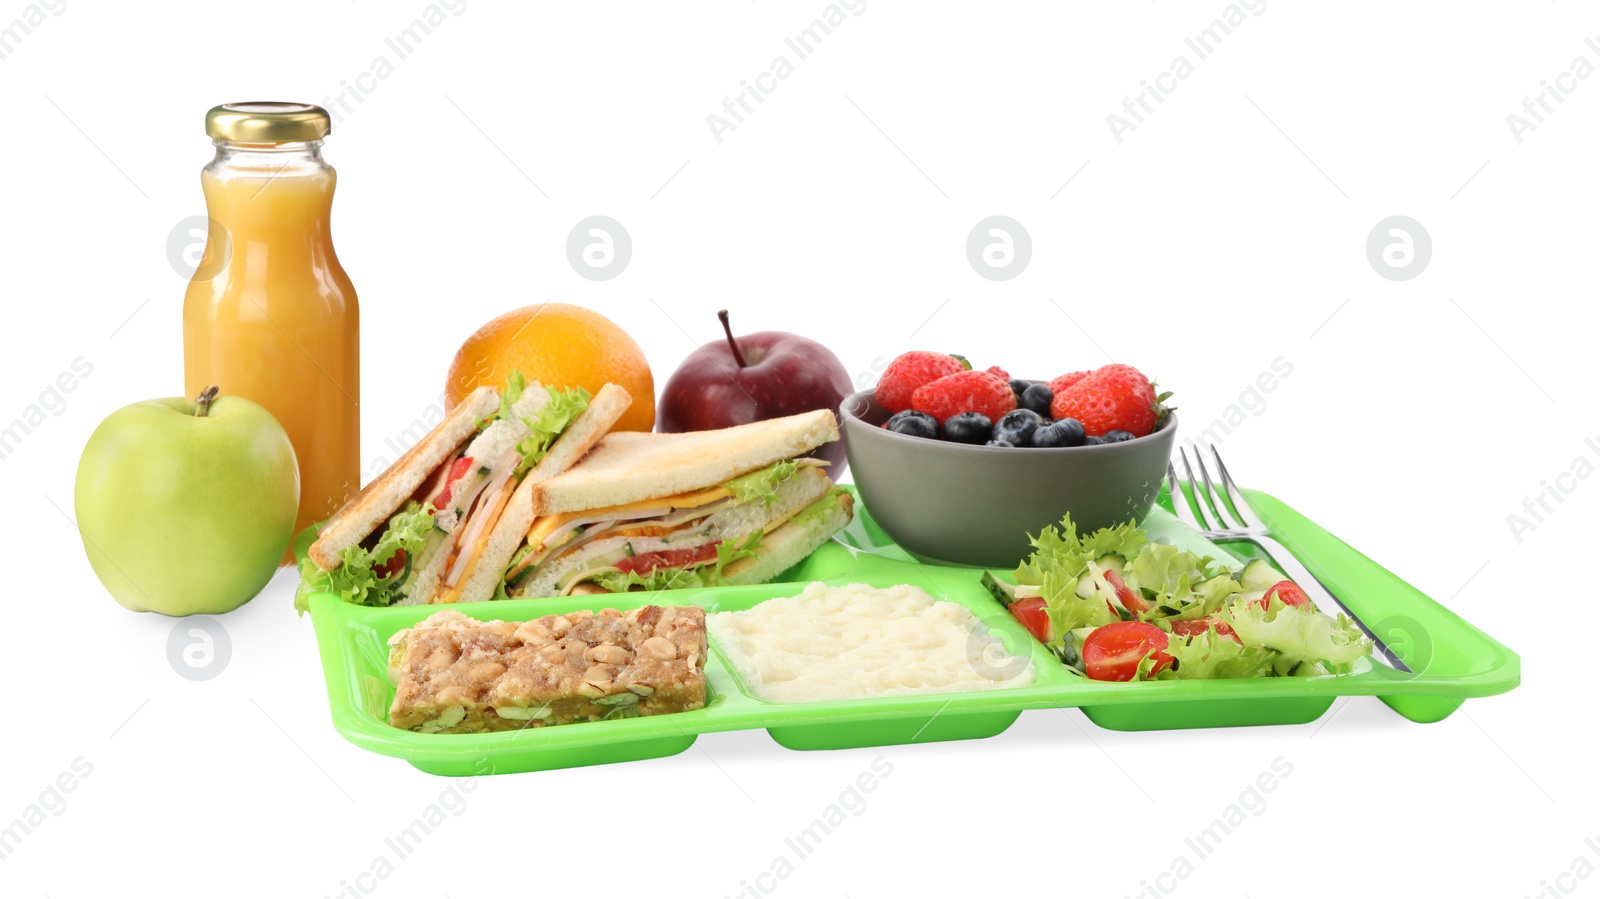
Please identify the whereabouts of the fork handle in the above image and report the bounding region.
[1228,534,1412,673]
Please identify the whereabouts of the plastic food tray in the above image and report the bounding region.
[304,487,1519,776]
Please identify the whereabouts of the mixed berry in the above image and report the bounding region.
[874,353,1170,449]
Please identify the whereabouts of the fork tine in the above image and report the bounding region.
[1188,444,1238,529]
[1208,445,1263,528]
[1176,447,1214,530]
[1166,461,1204,530]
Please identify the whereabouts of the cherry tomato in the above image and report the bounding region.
[1101,566,1150,614]
[1082,621,1173,682]
[1168,617,1239,642]
[1260,580,1311,611]
[1169,618,1209,637]
[1008,597,1052,643]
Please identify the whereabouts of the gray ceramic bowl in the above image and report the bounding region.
[839,389,1178,568]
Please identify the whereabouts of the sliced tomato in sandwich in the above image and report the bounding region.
[615,543,720,576]
[432,456,475,508]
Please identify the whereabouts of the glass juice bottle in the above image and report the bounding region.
[183,103,360,562]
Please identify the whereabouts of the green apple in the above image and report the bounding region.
[75,387,299,615]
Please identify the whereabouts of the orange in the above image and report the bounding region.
[446,303,655,432]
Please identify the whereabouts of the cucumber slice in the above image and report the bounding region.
[982,571,1018,607]
[1055,636,1083,672]
[1096,553,1127,571]
[1074,572,1098,600]
[1239,558,1287,591]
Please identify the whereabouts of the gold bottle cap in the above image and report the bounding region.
[205,102,330,143]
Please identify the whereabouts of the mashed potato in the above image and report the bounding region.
[707,582,1034,703]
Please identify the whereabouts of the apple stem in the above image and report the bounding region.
[194,385,220,418]
[717,309,747,368]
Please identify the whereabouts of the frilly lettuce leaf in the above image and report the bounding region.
[294,501,439,613]
[1045,593,1119,647]
[588,566,715,593]
[1146,629,1275,680]
[493,370,527,425]
[1015,514,1146,603]
[1191,575,1245,615]
[1223,597,1371,672]
[722,460,799,507]
[1127,542,1221,612]
[514,385,592,476]
[713,530,763,577]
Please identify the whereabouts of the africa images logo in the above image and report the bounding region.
[1105,0,1268,144]
[705,0,868,144]
[1504,37,1600,144]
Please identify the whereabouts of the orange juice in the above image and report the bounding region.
[183,103,359,561]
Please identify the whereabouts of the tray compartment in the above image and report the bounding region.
[1377,695,1465,724]
[409,735,699,776]
[703,573,1060,751]
[1081,695,1337,731]
[310,590,739,777]
[767,709,1022,750]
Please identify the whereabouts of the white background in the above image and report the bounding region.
[1,1,1589,896]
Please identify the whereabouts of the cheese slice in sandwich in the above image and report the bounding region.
[295,373,630,612]
[497,408,854,599]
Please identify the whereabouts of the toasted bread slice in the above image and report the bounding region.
[450,385,632,605]
[309,386,499,570]
[527,409,839,517]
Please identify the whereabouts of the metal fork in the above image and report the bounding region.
[1166,444,1410,673]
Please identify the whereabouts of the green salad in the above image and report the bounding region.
[984,516,1371,681]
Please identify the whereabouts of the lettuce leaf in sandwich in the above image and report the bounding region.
[294,501,438,613]
[515,386,592,476]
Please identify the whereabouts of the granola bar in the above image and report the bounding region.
[387,606,707,734]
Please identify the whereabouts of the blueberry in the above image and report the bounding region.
[985,438,1016,448]
[1082,435,1105,446]
[1102,430,1136,443]
[886,410,940,440]
[1007,378,1031,399]
[993,408,1044,447]
[1032,418,1086,448]
[1019,383,1054,417]
[943,412,993,445]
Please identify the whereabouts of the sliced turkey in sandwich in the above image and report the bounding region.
[295,373,630,611]
[497,408,854,599]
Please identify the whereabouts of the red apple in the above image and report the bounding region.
[658,310,852,472]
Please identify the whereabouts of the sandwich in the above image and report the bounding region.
[295,372,631,611]
[497,408,855,598]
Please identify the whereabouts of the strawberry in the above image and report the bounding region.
[912,370,1017,424]
[985,365,1012,381]
[875,351,968,413]
[1047,371,1091,395]
[1050,364,1166,437]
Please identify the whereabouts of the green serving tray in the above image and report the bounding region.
[303,486,1519,776]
